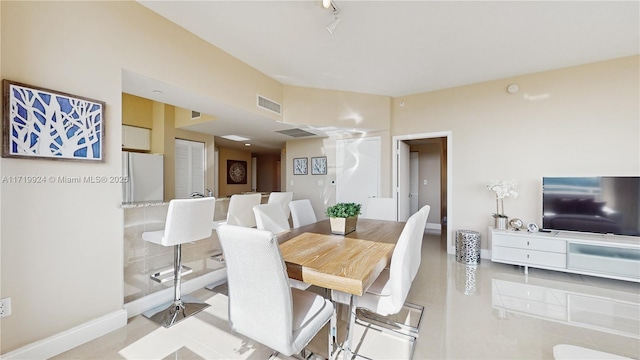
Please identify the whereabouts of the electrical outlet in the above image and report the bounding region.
[0,297,12,318]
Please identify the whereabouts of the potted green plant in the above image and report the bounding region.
[326,202,362,235]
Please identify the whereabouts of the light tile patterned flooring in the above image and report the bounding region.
[53,233,640,360]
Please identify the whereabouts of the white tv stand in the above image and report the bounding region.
[489,227,640,282]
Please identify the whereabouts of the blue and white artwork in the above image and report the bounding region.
[3,80,104,161]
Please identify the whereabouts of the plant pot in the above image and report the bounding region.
[495,216,508,230]
[329,216,358,235]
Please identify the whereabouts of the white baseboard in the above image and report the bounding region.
[124,268,227,318]
[3,269,228,360]
[425,222,441,231]
[1,309,127,360]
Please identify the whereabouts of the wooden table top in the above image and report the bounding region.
[277,218,405,244]
[278,219,405,296]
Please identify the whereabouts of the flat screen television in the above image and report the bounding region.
[542,176,640,237]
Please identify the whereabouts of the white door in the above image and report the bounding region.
[397,141,411,221]
[336,137,380,215]
[410,151,419,215]
[175,139,205,198]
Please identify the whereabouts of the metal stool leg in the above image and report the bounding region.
[143,244,210,327]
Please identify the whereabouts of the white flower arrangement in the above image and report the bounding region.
[487,179,518,218]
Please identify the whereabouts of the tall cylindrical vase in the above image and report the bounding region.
[496,217,508,230]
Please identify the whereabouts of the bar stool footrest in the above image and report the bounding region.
[150,265,193,283]
[210,250,225,262]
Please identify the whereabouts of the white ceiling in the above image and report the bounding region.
[130,0,639,153]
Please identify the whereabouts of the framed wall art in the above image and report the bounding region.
[293,157,308,175]
[227,160,248,184]
[311,156,327,175]
[2,80,105,162]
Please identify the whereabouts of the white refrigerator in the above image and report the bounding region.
[122,152,164,203]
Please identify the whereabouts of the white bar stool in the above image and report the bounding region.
[142,197,216,327]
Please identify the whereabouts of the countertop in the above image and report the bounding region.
[120,193,269,208]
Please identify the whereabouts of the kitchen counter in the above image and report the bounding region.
[120,194,268,209]
[120,201,169,209]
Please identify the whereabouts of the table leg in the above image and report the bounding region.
[343,294,357,360]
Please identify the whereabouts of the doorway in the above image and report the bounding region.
[393,132,452,254]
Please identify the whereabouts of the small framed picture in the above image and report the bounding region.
[311,156,327,175]
[293,157,308,175]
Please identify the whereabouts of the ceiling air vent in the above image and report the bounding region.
[275,128,316,138]
[191,110,201,119]
[257,95,282,115]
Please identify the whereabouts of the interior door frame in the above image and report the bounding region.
[397,140,410,222]
[393,131,454,254]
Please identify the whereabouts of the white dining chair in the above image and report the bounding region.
[332,205,430,353]
[363,197,397,221]
[253,203,291,235]
[253,203,310,290]
[141,197,216,327]
[225,193,262,227]
[217,225,334,358]
[268,191,294,219]
[289,199,318,228]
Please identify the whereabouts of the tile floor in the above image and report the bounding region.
[53,233,640,360]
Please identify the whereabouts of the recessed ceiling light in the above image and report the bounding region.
[244,143,251,147]
[221,135,251,142]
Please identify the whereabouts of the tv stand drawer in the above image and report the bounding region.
[493,246,567,268]
[492,232,566,253]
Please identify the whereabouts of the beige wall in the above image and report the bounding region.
[283,84,392,131]
[284,129,393,220]
[0,1,281,353]
[174,107,217,128]
[285,137,333,220]
[282,85,394,205]
[122,93,153,128]
[218,147,253,197]
[393,56,640,249]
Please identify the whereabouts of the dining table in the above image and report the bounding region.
[278,218,406,360]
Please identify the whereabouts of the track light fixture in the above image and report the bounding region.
[326,1,341,34]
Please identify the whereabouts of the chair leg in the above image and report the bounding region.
[355,302,424,345]
[143,244,210,328]
[357,302,423,335]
